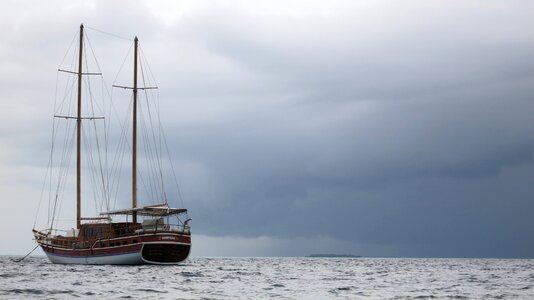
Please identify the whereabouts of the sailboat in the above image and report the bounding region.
[32,24,192,264]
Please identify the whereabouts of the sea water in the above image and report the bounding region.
[0,256,533,299]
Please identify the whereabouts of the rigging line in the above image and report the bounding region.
[56,117,76,210]
[139,46,161,133]
[110,135,125,210]
[139,46,162,144]
[157,100,168,204]
[140,48,180,206]
[146,72,185,208]
[102,84,115,210]
[36,122,56,227]
[139,56,166,201]
[107,66,137,204]
[48,77,66,226]
[82,124,104,215]
[50,122,76,230]
[106,86,116,207]
[55,49,78,116]
[143,109,159,198]
[155,106,184,208]
[108,101,130,186]
[161,124,185,208]
[81,125,97,214]
[54,122,77,224]
[85,25,133,42]
[83,49,106,118]
[51,118,71,229]
[141,86,165,201]
[84,30,116,116]
[56,66,77,123]
[57,38,79,116]
[14,244,40,263]
[108,98,132,197]
[139,108,160,202]
[58,30,79,71]
[139,46,159,87]
[55,75,70,116]
[143,96,166,202]
[105,52,136,206]
[83,62,109,210]
[109,99,132,209]
[86,123,103,212]
[101,118,110,211]
[84,31,104,74]
[105,42,136,205]
[85,32,115,121]
[35,117,56,228]
[87,52,112,209]
[138,103,163,204]
[94,104,110,209]
[150,81,166,202]
[53,69,60,127]
[112,42,134,85]
[108,128,125,208]
[138,66,158,200]
[88,83,112,211]
[103,93,110,209]
[136,106,153,203]
[48,118,66,228]
[44,71,63,227]
[89,122,108,213]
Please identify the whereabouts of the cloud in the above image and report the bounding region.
[1,0,534,258]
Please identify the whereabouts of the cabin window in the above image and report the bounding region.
[133,239,138,243]
[83,227,105,238]
[123,241,128,245]
[110,242,115,246]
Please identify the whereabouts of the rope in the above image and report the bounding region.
[14,244,40,263]
[85,25,133,42]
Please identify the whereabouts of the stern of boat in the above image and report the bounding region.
[141,242,191,264]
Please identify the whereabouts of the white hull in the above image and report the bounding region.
[44,249,144,265]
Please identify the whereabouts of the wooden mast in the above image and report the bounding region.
[132,36,138,224]
[76,24,84,229]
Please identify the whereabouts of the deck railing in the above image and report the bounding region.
[34,222,191,248]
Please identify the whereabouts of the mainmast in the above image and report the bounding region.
[76,24,84,229]
[132,36,138,224]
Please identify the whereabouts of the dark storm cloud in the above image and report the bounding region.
[150,1,534,257]
[1,0,534,257]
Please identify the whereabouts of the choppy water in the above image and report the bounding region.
[0,256,533,299]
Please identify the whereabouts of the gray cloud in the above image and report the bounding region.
[1,0,533,257]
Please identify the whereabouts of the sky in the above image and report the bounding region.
[0,0,533,258]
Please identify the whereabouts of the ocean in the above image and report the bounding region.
[0,256,533,299]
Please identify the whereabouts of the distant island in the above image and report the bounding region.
[307,254,361,258]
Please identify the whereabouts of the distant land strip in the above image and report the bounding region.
[307,254,362,258]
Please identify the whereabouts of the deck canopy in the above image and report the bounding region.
[100,204,187,217]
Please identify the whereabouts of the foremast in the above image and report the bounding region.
[70,24,104,228]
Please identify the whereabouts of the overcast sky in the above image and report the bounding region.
[1,0,533,258]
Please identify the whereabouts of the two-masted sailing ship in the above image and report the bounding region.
[32,24,192,264]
